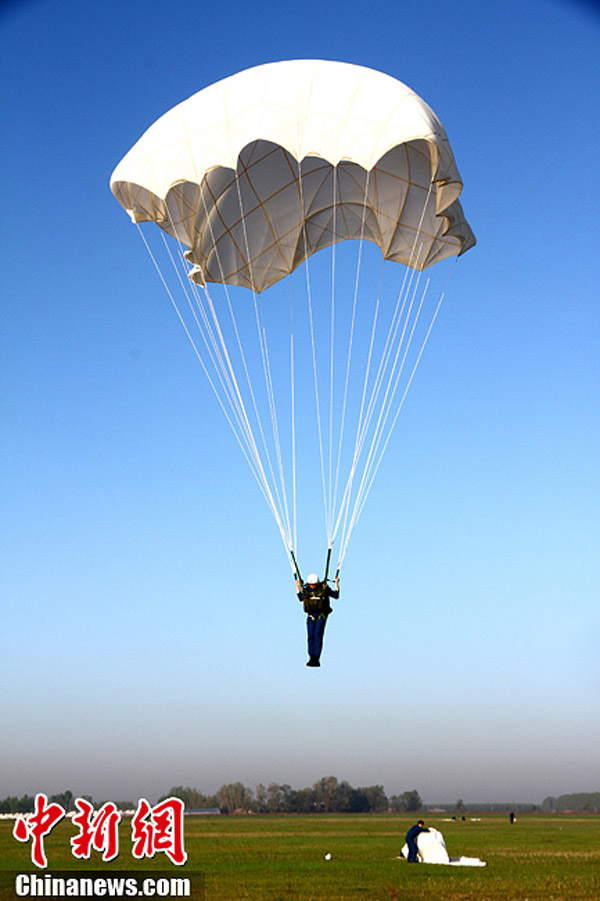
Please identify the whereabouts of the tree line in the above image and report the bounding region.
[8,784,597,815]
[0,781,423,815]
[0,791,130,815]
[162,779,422,814]
[541,792,600,813]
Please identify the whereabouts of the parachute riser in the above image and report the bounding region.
[290,548,302,584]
[323,547,332,584]
[323,547,341,583]
[291,546,339,586]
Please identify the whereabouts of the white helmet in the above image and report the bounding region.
[307,573,319,584]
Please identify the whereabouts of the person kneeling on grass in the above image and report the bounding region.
[296,573,339,667]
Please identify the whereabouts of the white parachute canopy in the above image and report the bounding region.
[110,60,475,573]
[400,827,486,867]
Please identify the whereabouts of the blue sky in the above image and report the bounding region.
[1,0,599,807]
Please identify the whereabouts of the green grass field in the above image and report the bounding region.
[2,813,599,900]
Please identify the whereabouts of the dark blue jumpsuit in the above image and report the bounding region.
[298,582,339,662]
[405,824,429,862]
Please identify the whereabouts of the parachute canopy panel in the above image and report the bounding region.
[110,60,475,291]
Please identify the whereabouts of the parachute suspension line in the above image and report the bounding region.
[340,272,431,553]
[199,276,292,550]
[330,167,373,552]
[156,202,293,556]
[289,274,298,556]
[327,166,338,541]
[337,217,443,569]
[331,254,386,562]
[258,304,293,542]
[332,170,376,560]
[380,256,457,454]
[185,199,292,552]
[159,207,267,487]
[136,224,241,429]
[324,165,376,568]
[201,280,291,545]
[166,240,255,460]
[182,265,293,553]
[355,265,427,481]
[334,180,443,569]
[351,257,386,483]
[228,172,290,549]
[142,227,255,457]
[344,260,457,556]
[335,260,428,563]
[352,181,434,468]
[297,156,330,544]
[233,166,294,548]
[137,224,291,549]
[350,272,450,536]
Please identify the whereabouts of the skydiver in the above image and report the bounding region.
[295,572,339,667]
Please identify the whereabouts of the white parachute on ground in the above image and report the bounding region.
[400,827,486,866]
[110,60,475,576]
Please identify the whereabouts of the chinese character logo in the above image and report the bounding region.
[71,799,121,862]
[132,798,187,866]
[12,794,187,869]
[13,794,66,869]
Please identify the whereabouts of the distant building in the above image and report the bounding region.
[185,808,221,816]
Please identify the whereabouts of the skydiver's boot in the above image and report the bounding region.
[306,655,319,667]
